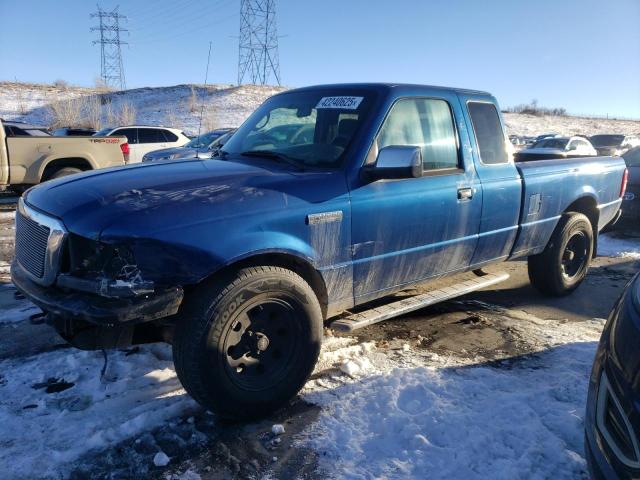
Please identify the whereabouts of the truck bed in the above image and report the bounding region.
[511,155,626,258]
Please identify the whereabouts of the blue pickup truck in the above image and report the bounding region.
[11,83,627,420]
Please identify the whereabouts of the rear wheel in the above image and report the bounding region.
[173,266,323,420]
[45,167,83,181]
[528,212,594,296]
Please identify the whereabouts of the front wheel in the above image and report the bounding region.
[528,212,594,296]
[173,266,323,420]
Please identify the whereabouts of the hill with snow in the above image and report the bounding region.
[0,81,638,137]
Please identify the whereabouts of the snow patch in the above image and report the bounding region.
[153,451,171,467]
[299,311,606,479]
[0,345,198,478]
[598,233,640,259]
[271,424,285,435]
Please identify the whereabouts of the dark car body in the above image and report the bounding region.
[3,121,50,136]
[52,127,97,136]
[141,128,235,162]
[586,272,640,479]
[620,147,640,227]
[591,135,640,157]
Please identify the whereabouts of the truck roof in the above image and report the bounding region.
[282,82,492,97]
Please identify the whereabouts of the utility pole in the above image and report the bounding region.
[91,4,128,90]
[237,0,281,86]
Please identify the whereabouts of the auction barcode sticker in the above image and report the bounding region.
[316,96,364,110]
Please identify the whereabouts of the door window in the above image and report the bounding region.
[377,98,459,171]
[137,128,163,144]
[112,128,138,144]
[161,130,179,142]
[467,102,509,165]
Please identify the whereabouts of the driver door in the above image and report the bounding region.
[350,95,481,302]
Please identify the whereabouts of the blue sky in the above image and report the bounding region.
[1,0,639,118]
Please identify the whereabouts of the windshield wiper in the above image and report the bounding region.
[240,150,306,171]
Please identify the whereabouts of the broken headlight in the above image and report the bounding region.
[58,235,154,298]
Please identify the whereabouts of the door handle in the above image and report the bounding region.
[457,187,473,200]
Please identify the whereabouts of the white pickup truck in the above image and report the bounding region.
[0,119,129,192]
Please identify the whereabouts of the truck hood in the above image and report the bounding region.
[25,159,305,239]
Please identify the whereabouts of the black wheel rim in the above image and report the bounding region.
[221,297,299,391]
[561,231,588,279]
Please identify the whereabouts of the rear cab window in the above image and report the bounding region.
[467,101,509,165]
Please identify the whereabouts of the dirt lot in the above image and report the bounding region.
[0,194,639,479]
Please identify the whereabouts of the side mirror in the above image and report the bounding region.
[567,144,577,151]
[363,146,422,180]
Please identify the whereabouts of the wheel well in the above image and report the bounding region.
[203,253,329,319]
[564,196,599,256]
[42,158,92,181]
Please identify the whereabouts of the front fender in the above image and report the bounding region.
[118,231,318,287]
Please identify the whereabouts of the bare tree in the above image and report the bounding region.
[188,86,198,113]
[13,78,28,116]
[84,95,103,130]
[117,101,137,126]
[163,109,180,129]
[94,76,112,94]
[105,102,116,127]
[48,97,82,128]
[53,79,69,90]
[202,108,220,131]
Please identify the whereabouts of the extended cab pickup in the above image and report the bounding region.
[11,83,627,420]
[0,118,129,191]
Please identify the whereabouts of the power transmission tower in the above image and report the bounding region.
[237,0,281,86]
[91,5,128,90]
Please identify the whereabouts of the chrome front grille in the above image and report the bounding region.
[14,198,67,286]
[15,210,50,278]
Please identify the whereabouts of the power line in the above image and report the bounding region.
[237,0,281,86]
[91,4,128,90]
[128,11,238,46]
[124,0,238,45]
[126,0,231,36]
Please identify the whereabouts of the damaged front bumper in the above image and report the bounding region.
[11,260,184,327]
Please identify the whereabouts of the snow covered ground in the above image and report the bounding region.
[0,80,639,478]
[598,233,640,259]
[0,82,285,136]
[0,233,637,479]
[1,81,638,137]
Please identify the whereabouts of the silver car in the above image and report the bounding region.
[142,128,235,162]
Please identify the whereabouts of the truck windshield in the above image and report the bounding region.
[221,90,374,168]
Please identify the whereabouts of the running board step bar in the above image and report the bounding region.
[330,271,510,332]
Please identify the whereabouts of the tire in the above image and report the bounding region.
[173,266,323,421]
[528,212,594,296]
[45,167,83,181]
